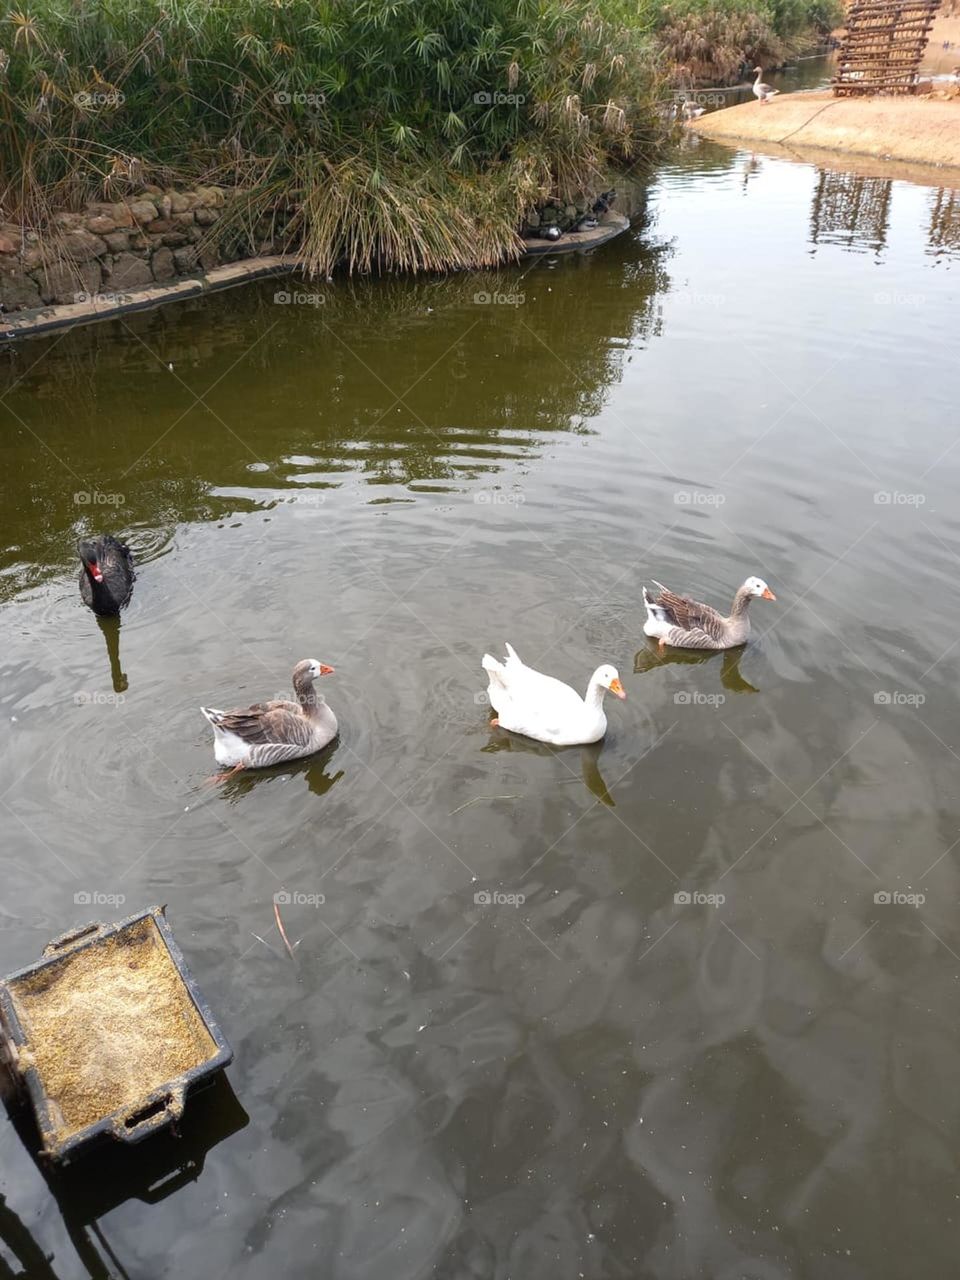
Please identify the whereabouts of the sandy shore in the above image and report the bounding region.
[691,92,960,172]
[691,8,960,173]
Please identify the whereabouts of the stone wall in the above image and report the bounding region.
[0,186,284,315]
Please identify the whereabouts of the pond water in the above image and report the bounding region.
[689,49,837,113]
[2,139,960,1279]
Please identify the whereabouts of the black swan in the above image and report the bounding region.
[77,535,135,615]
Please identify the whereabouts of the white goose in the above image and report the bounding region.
[481,643,625,746]
[752,67,779,104]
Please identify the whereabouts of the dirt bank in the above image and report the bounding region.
[690,92,960,171]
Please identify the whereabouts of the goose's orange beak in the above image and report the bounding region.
[762,588,776,600]
[319,664,335,675]
[609,677,626,700]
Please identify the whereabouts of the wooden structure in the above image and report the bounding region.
[834,0,942,95]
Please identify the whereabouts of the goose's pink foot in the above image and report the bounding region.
[490,716,499,727]
[204,763,246,786]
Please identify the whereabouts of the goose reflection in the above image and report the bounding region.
[481,729,616,806]
[212,741,344,802]
[96,615,128,694]
[634,640,759,693]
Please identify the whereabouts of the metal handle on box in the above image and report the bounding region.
[42,920,107,957]
[116,1085,186,1143]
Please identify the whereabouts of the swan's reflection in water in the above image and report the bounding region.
[634,641,760,694]
[96,615,128,694]
[481,726,616,806]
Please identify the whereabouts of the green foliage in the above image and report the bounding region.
[0,0,664,273]
[766,0,842,37]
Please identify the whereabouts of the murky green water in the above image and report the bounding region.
[2,138,960,1278]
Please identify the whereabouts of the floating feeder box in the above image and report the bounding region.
[0,906,232,1163]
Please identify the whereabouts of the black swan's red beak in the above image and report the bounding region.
[88,561,104,583]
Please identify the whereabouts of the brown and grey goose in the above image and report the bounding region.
[752,67,779,104]
[643,576,776,650]
[201,659,337,780]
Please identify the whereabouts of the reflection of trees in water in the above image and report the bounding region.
[927,187,960,254]
[809,170,892,253]
[665,132,745,174]
[0,212,670,590]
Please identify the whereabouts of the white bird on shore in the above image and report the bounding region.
[752,67,779,104]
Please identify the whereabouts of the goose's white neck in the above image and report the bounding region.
[584,673,609,709]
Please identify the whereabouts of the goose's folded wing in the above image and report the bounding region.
[216,701,312,747]
[667,624,724,650]
[248,738,317,768]
[654,585,726,639]
[507,669,586,717]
